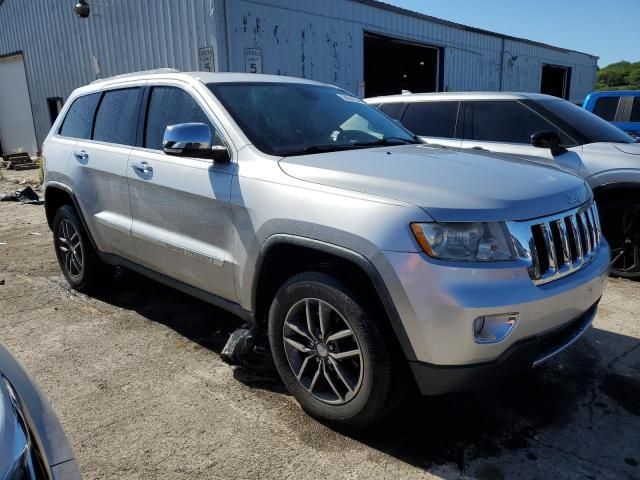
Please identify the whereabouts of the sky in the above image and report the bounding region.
[386,0,639,67]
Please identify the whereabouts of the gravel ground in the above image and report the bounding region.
[1,168,639,479]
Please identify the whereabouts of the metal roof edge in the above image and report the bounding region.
[351,0,599,60]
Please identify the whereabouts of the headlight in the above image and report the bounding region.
[411,222,516,261]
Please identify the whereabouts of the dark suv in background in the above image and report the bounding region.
[367,92,640,278]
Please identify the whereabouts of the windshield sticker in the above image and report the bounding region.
[337,93,364,104]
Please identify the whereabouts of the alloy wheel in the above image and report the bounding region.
[610,208,640,278]
[282,298,364,405]
[57,219,84,279]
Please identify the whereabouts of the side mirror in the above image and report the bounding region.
[531,130,565,155]
[163,123,230,162]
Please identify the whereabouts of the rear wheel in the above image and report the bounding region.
[268,272,401,429]
[52,204,105,291]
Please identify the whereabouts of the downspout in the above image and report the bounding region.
[498,37,505,91]
[223,0,233,72]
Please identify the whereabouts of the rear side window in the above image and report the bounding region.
[630,98,640,122]
[378,102,404,119]
[93,88,141,146]
[466,101,571,145]
[144,86,213,150]
[592,96,620,121]
[401,102,459,138]
[59,93,100,139]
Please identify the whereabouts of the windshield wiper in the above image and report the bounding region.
[350,136,421,147]
[277,136,421,156]
[277,144,364,156]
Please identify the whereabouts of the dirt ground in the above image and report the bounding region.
[1,168,639,480]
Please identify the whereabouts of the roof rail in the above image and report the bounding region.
[91,68,181,84]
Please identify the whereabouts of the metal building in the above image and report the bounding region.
[0,0,598,155]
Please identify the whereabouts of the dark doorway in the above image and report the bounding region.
[541,64,571,99]
[47,97,63,125]
[364,33,440,98]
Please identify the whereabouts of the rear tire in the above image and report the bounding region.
[52,204,105,291]
[268,271,401,429]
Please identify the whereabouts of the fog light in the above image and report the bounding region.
[473,313,518,344]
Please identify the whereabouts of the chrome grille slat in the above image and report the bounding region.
[555,219,572,270]
[540,224,557,274]
[569,215,584,263]
[507,202,602,285]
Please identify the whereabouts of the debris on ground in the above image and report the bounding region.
[1,152,38,170]
[0,186,43,204]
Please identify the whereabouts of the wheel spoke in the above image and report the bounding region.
[611,248,625,265]
[285,321,314,342]
[322,362,343,402]
[65,250,73,273]
[71,255,82,274]
[305,300,318,342]
[284,337,313,354]
[296,354,315,380]
[308,361,322,393]
[318,301,331,341]
[329,349,360,360]
[328,357,353,394]
[326,329,353,343]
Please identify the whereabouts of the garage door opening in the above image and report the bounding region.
[541,64,571,100]
[0,53,38,156]
[363,33,441,98]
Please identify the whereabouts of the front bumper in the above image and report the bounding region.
[409,301,597,395]
[373,237,609,392]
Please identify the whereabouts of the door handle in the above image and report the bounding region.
[131,161,153,174]
[74,150,89,161]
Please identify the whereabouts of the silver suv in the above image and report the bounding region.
[43,72,609,428]
[366,92,640,278]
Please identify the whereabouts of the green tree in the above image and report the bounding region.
[596,61,640,91]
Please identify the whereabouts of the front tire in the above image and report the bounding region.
[52,204,104,291]
[600,200,640,279]
[268,272,400,429]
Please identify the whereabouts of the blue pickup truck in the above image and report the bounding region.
[583,91,640,139]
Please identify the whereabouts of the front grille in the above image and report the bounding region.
[508,202,602,285]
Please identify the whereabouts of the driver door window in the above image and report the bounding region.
[144,86,224,150]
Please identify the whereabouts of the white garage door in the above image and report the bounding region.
[0,54,38,156]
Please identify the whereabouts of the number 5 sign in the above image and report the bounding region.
[244,48,263,74]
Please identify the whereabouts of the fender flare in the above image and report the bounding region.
[252,234,418,361]
[44,182,100,253]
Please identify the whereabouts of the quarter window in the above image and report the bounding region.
[401,102,459,138]
[58,93,100,139]
[93,88,141,146]
[144,86,215,150]
[592,96,620,121]
[467,101,571,145]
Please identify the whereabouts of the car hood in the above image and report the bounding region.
[278,144,591,222]
[613,143,640,155]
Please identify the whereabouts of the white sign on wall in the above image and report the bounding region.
[244,48,263,74]
[199,46,215,72]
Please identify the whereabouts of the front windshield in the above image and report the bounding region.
[208,82,418,156]
[532,99,635,145]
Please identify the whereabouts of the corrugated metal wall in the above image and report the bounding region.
[0,0,225,147]
[0,0,597,148]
